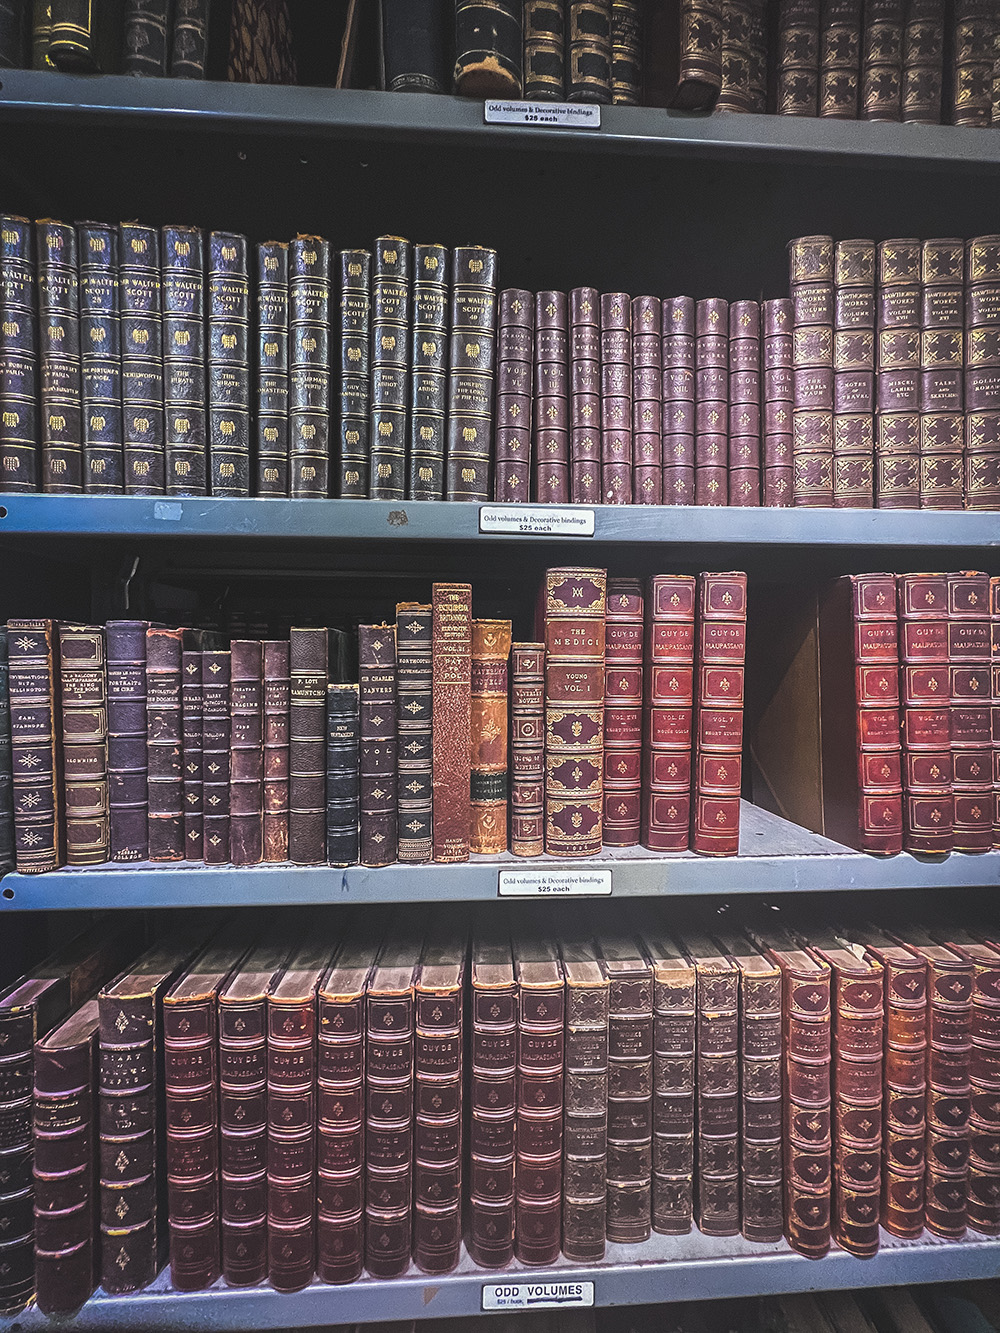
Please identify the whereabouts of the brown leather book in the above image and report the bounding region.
[716,0,764,113]
[643,0,723,109]
[432,584,472,862]
[832,239,875,508]
[819,0,860,117]
[876,239,921,508]
[952,0,994,127]
[510,643,545,857]
[898,572,953,852]
[396,604,432,864]
[694,297,727,507]
[641,574,696,851]
[543,567,607,857]
[601,291,632,505]
[728,300,761,506]
[776,0,820,115]
[58,624,108,865]
[470,619,512,855]
[662,296,696,505]
[7,618,64,873]
[993,577,1000,850]
[454,0,522,96]
[229,640,262,866]
[262,639,289,863]
[964,236,1000,512]
[919,238,964,509]
[788,235,834,506]
[534,290,569,504]
[692,571,747,856]
[762,298,793,506]
[289,626,328,865]
[201,649,230,864]
[559,935,609,1262]
[902,0,944,123]
[493,288,534,504]
[181,648,203,861]
[359,623,397,868]
[861,0,904,120]
[633,295,663,504]
[948,572,993,853]
[146,627,185,862]
[603,578,643,847]
[568,286,600,503]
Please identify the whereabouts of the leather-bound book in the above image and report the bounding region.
[7,619,63,873]
[266,936,329,1292]
[602,291,632,503]
[77,221,123,494]
[380,0,449,91]
[339,248,371,499]
[876,238,921,508]
[119,223,165,495]
[359,623,397,867]
[369,235,411,500]
[816,574,903,854]
[229,640,262,865]
[58,624,108,865]
[408,244,449,500]
[897,572,953,853]
[728,300,760,506]
[596,929,652,1244]
[567,0,611,101]
[47,0,120,68]
[201,649,230,864]
[262,640,289,863]
[691,570,747,856]
[0,215,38,492]
[512,932,564,1265]
[640,574,696,851]
[902,0,944,122]
[510,642,545,857]
[32,996,100,1315]
[661,296,696,505]
[993,577,999,849]
[715,0,753,111]
[32,0,54,69]
[106,620,148,863]
[289,626,328,865]
[0,631,12,873]
[569,286,600,506]
[454,0,522,96]
[146,627,184,862]
[226,0,296,83]
[543,567,607,856]
[445,246,498,502]
[36,219,82,493]
[534,289,570,505]
[395,603,432,864]
[832,239,875,508]
[952,0,994,126]
[494,288,534,503]
[640,925,695,1236]
[643,0,722,108]
[611,0,642,102]
[207,232,250,497]
[170,0,209,78]
[524,0,564,99]
[162,224,206,497]
[559,935,609,1262]
[694,297,727,506]
[316,930,379,1284]
[819,0,860,117]
[603,578,643,847]
[0,0,28,66]
[964,237,1000,510]
[413,926,467,1274]
[948,571,993,853]
[633,294,661,504]
[776,0,820,115]
[762,298,793,506]
[675,931,739,1237]
[123,0,168,73]
[716,929,783,1244]
[432,583,472,862]
[747,922,831,1259]
[181,649,203,860]
[471,619,511,855]
[861,0,904,119]
[326,684,359,867]
[255,241,289,497]
[789,235,834,506]
[919,238,964,509]
[289,235,331,498]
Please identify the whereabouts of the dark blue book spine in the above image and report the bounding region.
[325,683,359,866]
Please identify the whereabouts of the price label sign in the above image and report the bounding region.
[498,869,612,897]
[484,100,601,129]
[479,505,596,537]
[483,1281,596,1311]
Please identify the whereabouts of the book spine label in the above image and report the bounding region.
[445,247,498,501]
[739,961,783,1243]
[902,0,943,123]
[146,628,184,861]
[534,290,569,504]
[267,987,318,1291]
[359,625,397,867]
[289,236,331,498]
[455,0,522,96]
[207,232,249,496]
[692,572,747,855]
[325,684,358,866]
[106,620,148,862]
[695,960,740,1235]
[471,619,512,855]
[641,575,696,851]
[949,572,993,853]
[161,224,206,496]
[413,967,464,1273]
[662,296,696,504]
[432,584,473,861]
[562,968,609,1260]
[407,243,449,500]
[289,627,327,864]
[728,299,760,505]
[602,291,633,503]
[493,288,534,503]
[181,648,203,860]
[229,640,262,865]
[777,0,820,115]
[789,236,834,505]
[219,989,267,1286]
[395,604,432,863]
[77,222,122,493]
[37,220,82,493]
[832,240,875,507]
[338,249,371,498]
[634,294,662,502]
[7,618,62,872]
[603,579,643,846]
[119,223,165,494]
[364,976,415,1276]
[369,236,411,500]
[762,298,793,506]
[819,0,860,117]
[201,650,231,864]
[694,297,727,506]
[899,572,954,852]
[170,0,209,77]
[965,237,1000,510]
[261,641,289,862]
[525,0,565,100]
[0,215,39,492]
[510,643,545,856]
[606,963,653,1243]
[58,624,108,864]
[317,981,366,1283]
[255,242,289,496]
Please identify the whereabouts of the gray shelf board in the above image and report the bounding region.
[3,1230,1000,1329]
[0,495,997,548]
[3,804,996,910]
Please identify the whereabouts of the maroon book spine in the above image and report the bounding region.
[949,572,993,853]
[533,291,569,504]
[181,649,203,861]
[146,627,184,862]
[510,642,545,857]
[493,288,534,504]
[993,577,1000,850]
[728,300,760,506]
[819,0,861,117]
[288,627,327,865]
[601,291,632,503]
[662,296,696,505]
[850,573,904,853]
[762,299,793,506]
[694,297,728,506]
[964,237,1000,510]
[919,239,965,510]
[106,620,149,864]
[229,640,263,866]
[776,0,820,115]
[898,572,954,853]
[201,650,230,864]
[862,0,904,120]
[789,235,834,506]
[641,574,696,851]
[632,295,662,504]
[691,571,747,856]
[262,639,289,863]
[603,578,644,846]
[359,624,397,867]
[833,239,875,508]
[468,931,516,1268]
[569,287,601,505]
[432,584,472,863]
[876,238,921,508]
[902,0,944,123]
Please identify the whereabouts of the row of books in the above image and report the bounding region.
[2,899,998,1315]
[0,568,749,875]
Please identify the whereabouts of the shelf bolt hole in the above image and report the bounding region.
[238,150,247,161]
[2,887,13,900]
[0,506,7,518]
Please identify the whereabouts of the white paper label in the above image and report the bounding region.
[484,100,601,128]
[479,505,595,537]
[483,1282,596,1311]
[498,869,612,897]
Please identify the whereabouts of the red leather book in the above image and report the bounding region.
[728,300,760,506]
[776,0,820,115]
[992,577,1000,849]
[832,239,875,508]
[788,236,834,506]
[898,572,953,853]
[861,0,903,120]
[661,296,696,505]
[920,239,964,510]
[948,571,993,853]
[533,290,569,504]
[559,935,609,1262]
[817,573,903,854]
[58,624,108,865]
[262,639,289,863]
[181,649,203,861]
[601,292,632,503]
[543,567,607,856]
[692,571,747,856]
[510,643,545,857]
[762,298,793,506]
[876,238,921,508]
[267,936,329,1292]
[467,923,516,1268]
[289,626,327,865]
[569,287,601,505]
[819,0,860,118]
[432,584,472,862]
[641,574,696,852]
[470,620,512,855]
[694,297,728,506]
[603,578,643,847]
[7,619,64,873]
[633,294,662,504]
[444,246,497,502]
[201,649,230,865]
[229,640,262,866]
[902,0,944,123]
[494,288,534,504]
[359,624,397,868]
[597,929,652,1244]
[146,627,185,862]
[964,237,1000,511]
[952,0,994,127]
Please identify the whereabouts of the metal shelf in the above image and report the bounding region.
[3,1229,1000,1329]
[3,804,996,910]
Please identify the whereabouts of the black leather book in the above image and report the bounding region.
[120,223,165,495]
[369,235,412,500]
[408,244,449,499]
[0,630,12,873]
[106,620,149,863]
[568,0,613,102]
[0,215,38,492]
[395,602,432,862]
[325,683,359,866]
[338,249,370,499]
[455,0,522,95]
[359,623,397,867]
[0,0,29,66]
[525,0,565,99]
[170,0,209,76]
[47,0,120,70]
[255,241,289,497]
[208,231,250,496]
[445,247,497,501]
[181,648,203,860]
[122,0,169,73]
[37,219,82,493]
[201,649,231,863]
[162,224,207,497]
[289,235,331,498]
[77,221,123,493]
[380,0,449,91]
